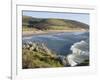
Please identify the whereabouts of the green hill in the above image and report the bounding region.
[22,15,89,30]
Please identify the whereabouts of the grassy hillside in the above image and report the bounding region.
[22,42,64,68]
[22,15,89,31]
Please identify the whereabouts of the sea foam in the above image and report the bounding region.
[67,40,89,66]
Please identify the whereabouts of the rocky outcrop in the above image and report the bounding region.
[23,41,55,57]
[22,42,65,68]
[57,55,68,66]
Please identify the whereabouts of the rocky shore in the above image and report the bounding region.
[22,42,69,69]
[22,41,89,69]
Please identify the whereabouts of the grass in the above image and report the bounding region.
[22,48,63,69]
[22,16,89,31]
[48,26,70,30]
[22,26,38,31]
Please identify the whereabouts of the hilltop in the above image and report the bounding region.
[22,15,89,31]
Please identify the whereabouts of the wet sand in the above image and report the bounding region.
[22,29,88,37]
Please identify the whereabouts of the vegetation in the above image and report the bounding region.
[22,42,64,69]
[22,16,89,68]
[22,15,89,31]
[22,42,89,68]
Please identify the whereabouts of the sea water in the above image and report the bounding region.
[22,32,89,56]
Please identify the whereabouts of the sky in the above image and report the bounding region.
[23,11,89,25]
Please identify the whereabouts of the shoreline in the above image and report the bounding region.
[22,29,88,37]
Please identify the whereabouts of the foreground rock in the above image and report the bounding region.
[22,42,65,69]
[23,42,56,57]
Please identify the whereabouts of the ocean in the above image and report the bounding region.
[22,32,89,56]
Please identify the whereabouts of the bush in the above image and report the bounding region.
[22,46,63,69]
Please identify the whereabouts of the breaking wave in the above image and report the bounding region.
[67,40,89,66]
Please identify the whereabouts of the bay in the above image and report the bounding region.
[22,32,89,56]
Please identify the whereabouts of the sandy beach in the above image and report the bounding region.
[22,29,88,37]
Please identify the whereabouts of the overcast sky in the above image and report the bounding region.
[23,11,89,25]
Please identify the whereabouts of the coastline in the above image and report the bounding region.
[22,29,88,37]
